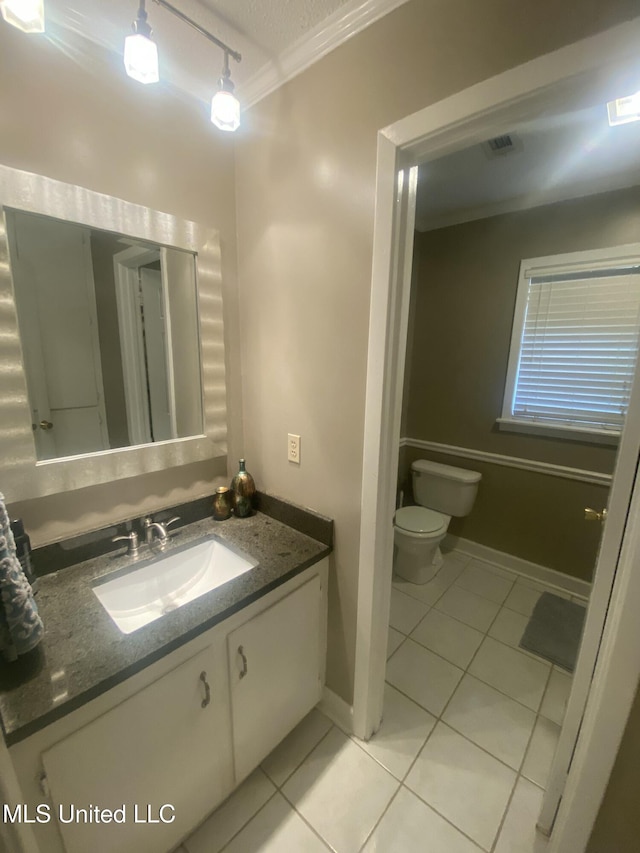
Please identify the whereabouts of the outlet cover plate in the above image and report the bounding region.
[288,434,301,464]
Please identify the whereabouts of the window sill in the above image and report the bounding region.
[496,418,620,446]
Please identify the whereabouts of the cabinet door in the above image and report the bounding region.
[228,574,324,781]
[41,645,232,853]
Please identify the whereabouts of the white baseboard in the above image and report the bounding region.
[318,686,353,733]
[445,535,592,600]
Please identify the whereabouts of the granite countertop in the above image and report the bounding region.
[0,510,331,746]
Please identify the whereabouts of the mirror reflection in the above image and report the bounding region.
[6,209,203,461]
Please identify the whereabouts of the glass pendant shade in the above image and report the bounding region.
[124,32,159,84]
[211,89,240,132]
[1,0,45,32]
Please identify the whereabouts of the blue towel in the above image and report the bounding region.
[0,494,43,662]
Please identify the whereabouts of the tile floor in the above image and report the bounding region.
[179,551,582,853]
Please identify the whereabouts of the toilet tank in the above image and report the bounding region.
[411,459,481,517]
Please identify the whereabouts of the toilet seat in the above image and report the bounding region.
[395,506,448,536]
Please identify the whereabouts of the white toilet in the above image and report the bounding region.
[394,459,482,584]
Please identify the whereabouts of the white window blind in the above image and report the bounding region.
[502,247,640,439]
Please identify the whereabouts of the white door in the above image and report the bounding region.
[227,574,324,782]
[7,211,109,459]
[538,348,640,831]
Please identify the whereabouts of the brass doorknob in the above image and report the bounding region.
[585,507,607,522]
[38,420,53,430]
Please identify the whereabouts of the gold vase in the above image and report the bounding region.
[212,486,232,521]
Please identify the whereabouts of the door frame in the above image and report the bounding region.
[353,16,640,852]
[114,245,171,446]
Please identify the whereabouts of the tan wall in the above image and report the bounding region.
[0,25,243,545]
[408,189,639,468]
[399,445,607,580]
[235,0,639,702]
[401,189,640,577]
[587,677,640,852]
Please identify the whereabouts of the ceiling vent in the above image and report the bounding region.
[482,133,523,159]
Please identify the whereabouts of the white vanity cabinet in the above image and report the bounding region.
[41,644,232,853]
[228,574,325,781]
[8,558,328,853]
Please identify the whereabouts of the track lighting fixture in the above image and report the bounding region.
[0,0,45,33]
[126,0,242,131]
[0,0,243,131]
[124,1,159,85]
[211,51,240,132]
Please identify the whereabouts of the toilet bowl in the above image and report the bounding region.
[394,506,450,584]
[393,459,481,585]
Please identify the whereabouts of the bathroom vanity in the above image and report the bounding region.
[1,509,331,853]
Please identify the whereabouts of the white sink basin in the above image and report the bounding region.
[92,536,258,634]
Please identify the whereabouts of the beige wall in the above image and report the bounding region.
[0,24,243,545]
[400,189,640,578]
[235,0,639,702]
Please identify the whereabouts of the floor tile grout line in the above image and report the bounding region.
[269,723,352,852]
[214,788,280,853]
[384,582,553,769]
[384,647,562,778]
[262,717,336,790]
[383,558,573,849]
[273,721,406,851]
[487,766,521,853]
[277,784,338,852]
[386,587,559,850]
[387,649,539,725]
[398,775,493,852]
[268,723,338,791]
[355,782,404,853]
[451,573,516,606]
[452,550,588,598]
[488,684,554,853]
[407,599,487,641]
[383,676,526,780]
[389,618,552,717]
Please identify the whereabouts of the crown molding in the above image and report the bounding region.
[239,0,411,108]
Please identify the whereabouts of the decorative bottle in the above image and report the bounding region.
[230,459,256,518]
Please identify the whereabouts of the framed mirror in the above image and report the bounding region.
[0,164,227,502]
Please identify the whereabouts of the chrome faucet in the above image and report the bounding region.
[142,515,180,550]
[112,530,141,559]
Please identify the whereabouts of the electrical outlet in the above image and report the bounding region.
[288,433,301,464]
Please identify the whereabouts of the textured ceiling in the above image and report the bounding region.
[416,101,640,230]
[198,0,355,56]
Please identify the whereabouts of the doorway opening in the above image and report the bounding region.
[354,18,640,853]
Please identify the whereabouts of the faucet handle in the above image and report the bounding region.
[112,531,140,558]
[164,516,180,530]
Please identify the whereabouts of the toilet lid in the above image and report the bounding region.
[395,506,447,534]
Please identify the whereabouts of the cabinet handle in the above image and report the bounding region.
[238,645,248,679]
[200,671,211,708]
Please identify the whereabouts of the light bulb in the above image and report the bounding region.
[1,0,45,33]
[607,92,640,127]
[211,89,240,132]
[124,32,159,85]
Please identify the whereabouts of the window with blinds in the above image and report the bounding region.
[500,246,640,440]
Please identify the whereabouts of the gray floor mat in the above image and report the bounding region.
[519,592,586,672]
